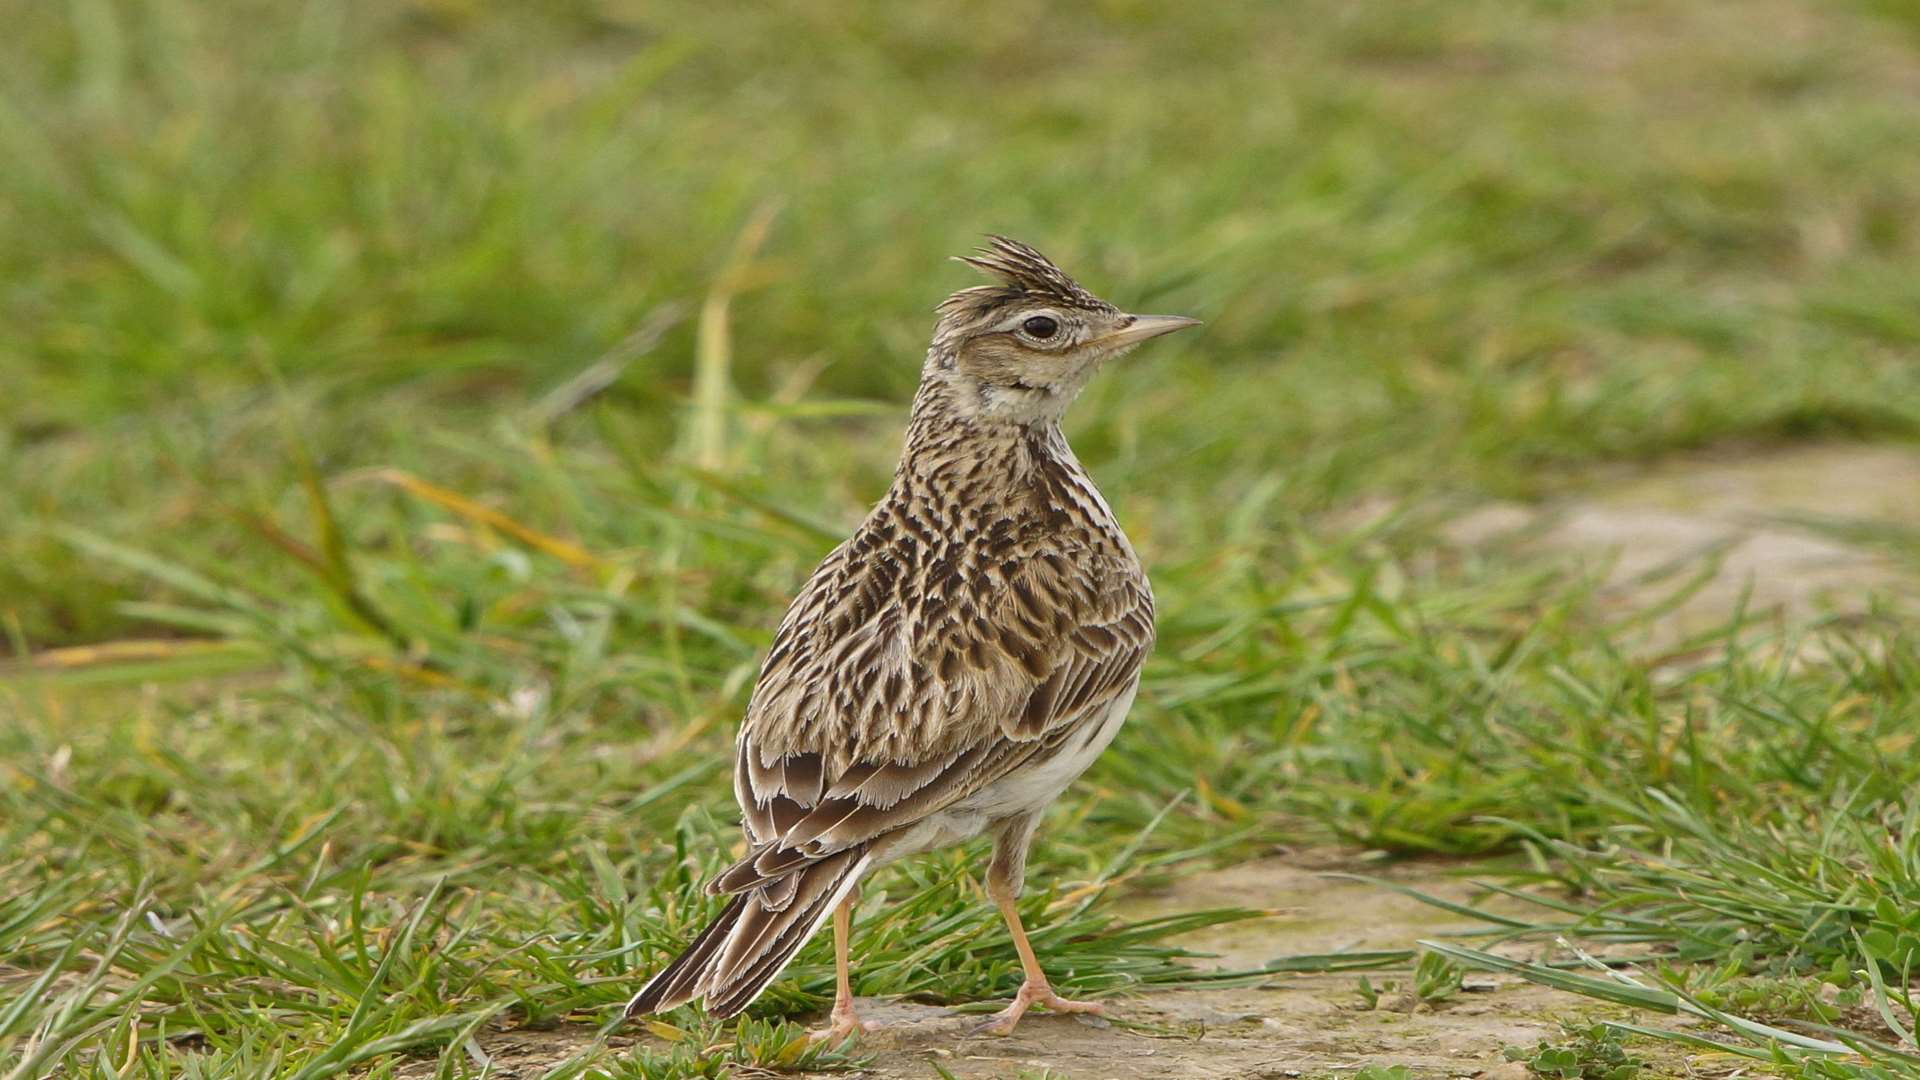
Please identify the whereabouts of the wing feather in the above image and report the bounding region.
[718,457,1154,895]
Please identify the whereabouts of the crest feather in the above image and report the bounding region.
[938,236,1115,317]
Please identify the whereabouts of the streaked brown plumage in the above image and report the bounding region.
[626,236,1197,1038]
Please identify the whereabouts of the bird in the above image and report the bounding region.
[624,236,1198,1041]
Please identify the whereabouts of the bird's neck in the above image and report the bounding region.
[894,377,1076,494]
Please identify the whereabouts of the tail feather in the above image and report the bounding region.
[626,848,869,1021]
[624,893,749,1016]
[705,893,833,1016]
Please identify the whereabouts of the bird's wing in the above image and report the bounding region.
[710,533,1152,897]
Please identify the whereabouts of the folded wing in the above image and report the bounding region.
[717,536,1153,898]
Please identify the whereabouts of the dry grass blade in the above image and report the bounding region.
[357,468,608,573]
[689,198,782,472]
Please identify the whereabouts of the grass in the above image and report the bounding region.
[3,0,1920,1076]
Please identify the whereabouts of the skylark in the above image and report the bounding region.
[625,236,1197,1040]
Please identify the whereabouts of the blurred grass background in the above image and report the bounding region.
[8,0,1920,645]
[3,1,1920,1076]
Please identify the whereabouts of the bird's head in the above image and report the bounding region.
[923,236,1197,427]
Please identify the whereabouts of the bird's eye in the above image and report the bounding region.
[1021,315,1059,340]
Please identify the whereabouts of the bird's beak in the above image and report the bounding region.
[1097,314,1201,350]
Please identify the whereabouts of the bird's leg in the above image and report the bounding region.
[809,888,875,1043]
[976,815,1105,1036]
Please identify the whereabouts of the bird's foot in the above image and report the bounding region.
[807,1002,877,1045]
[974,979,1105,1036]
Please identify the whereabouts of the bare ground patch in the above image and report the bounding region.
[1449,444,1920,642]
[423,857,1710,1079]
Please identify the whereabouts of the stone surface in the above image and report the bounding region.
[1449,444,1920,642]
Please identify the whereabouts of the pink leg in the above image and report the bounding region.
[808,893,876,1043]
[975,894,1105,1036]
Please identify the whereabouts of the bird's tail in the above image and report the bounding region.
[625,847,869,1020]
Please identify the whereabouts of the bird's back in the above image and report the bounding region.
[742,412,1152,781]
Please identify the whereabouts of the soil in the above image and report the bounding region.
[430,855,1709,1079]
[1446,444,1920,642]
[803,856,1614,1080]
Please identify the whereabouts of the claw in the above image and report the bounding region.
[807,1002,878,1044]
[973,979,1106,1036]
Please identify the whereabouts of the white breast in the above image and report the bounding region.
[883,679,1139,862]
[968,679,1137,817]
